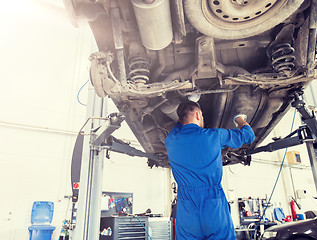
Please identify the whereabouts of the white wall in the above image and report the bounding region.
[1,1,172,239]
[0,1,92,239]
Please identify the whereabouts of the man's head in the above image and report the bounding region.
[177,101,204,128]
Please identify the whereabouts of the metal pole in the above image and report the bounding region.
[72,82,96,240]
[305,141,317,193]
[86,148,104,239]
[87,96,105,240]
[72,82,106,240]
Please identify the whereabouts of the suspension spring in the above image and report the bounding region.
[271,43,296,73]
[128,56,150,84]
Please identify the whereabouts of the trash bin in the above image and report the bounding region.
[29,225,56,240]
[28,201,55,240]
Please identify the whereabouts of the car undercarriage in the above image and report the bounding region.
[63,0,317,167]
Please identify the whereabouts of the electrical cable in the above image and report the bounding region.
[134,215,153,240]
[248,109,297,240]
[77,79,89,106]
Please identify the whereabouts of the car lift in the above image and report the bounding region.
[72,83,165,240]
[72,84,317,240]
[246,91,317,194]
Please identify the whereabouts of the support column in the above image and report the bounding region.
[306,141,317,193]
[73,82,105,240]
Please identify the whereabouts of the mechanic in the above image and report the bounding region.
[165,101,255,240]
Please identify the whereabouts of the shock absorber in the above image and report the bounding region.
[271,43,296,73]
[128,56,150,84]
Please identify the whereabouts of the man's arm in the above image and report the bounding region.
[218,114,255,149]
[219,126,255,149]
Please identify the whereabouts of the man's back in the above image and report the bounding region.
[165,123,223,187]
[165,122,255,188]
[165,121,255,240]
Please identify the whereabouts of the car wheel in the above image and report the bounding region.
[184,0,305,39]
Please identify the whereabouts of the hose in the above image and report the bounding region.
[77,80,89,106]
[248,109,297,240]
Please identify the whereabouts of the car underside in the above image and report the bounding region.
[64,0,317,167]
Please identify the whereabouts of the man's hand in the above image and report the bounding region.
[233,114,249,129]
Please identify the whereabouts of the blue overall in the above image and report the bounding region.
[165,122,255,240]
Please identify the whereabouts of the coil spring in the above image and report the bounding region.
[271,43,296,73]
[128,56,150,84]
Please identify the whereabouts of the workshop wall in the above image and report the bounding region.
[0,2,91,239]
[0,2,171,240]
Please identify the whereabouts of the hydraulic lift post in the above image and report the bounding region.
[293,92,317,193]
[306,142,317,193]
[72,83,164,240]
[72,83,106,240]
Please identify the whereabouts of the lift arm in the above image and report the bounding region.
[101,136,164,162]
[73,108,165,240]
[247,126,314,155]
[89,113,165,163]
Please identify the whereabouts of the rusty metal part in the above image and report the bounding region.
[128,56,150,84]
[170,0,186,44]
[215,37,271,50]
[196,36,217,79]
[152,50,166,81]
[159,98,181,121]
[183,86,240,96]
[127,80,193,95]
[216,62,250,75]
[271,43,296,73]
[110,2,127,89]
[89,52,121,97]
[224,70,314,86]
[90,53,108,98]
[306,0,317,76]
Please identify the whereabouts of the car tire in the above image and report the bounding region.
[184,0,305,39]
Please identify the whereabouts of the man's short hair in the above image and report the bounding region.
[177,101,201,121]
